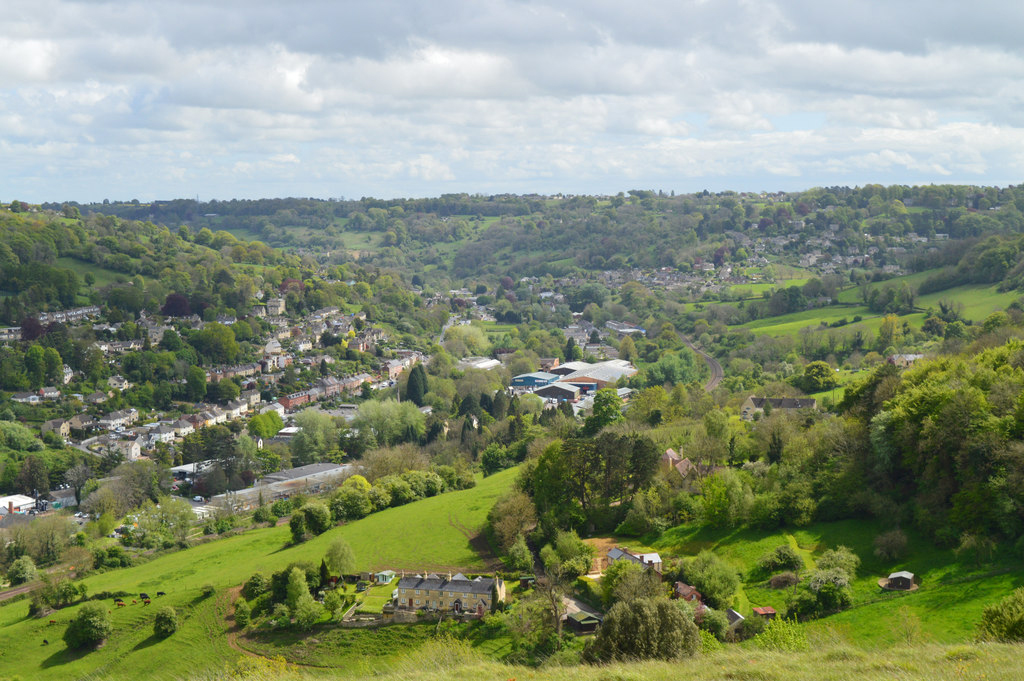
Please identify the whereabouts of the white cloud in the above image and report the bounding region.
[1,0,1023,201]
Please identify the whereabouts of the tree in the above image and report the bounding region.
[488,491,537,551]
[294,592,321,630]
[153,606,179,638]
[330,486,372,521]
[7,555,37,585]
[286,567,309,612]
[289,512,307,543]
[589,597,699,662]
[324,590,344,620]
[618,335,637,362]
[63,602,112,649]
[978,587,1024,642]
[584,388,623,435]
[290,410,339,466]
[185,365,207,402]
[799,361,837,392]
[506,534,533,572]
[683,550,739,609]
[193,322,239,364]
[64,463,93,506]
[325,538,356,576]
[406,364,428,406]
[16,454,49,496]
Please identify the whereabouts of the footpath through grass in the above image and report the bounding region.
[0,467,518,681]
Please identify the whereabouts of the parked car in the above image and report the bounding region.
[193,496,204,502]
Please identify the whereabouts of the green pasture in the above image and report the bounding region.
[55,256,126,288]
[0,468,517,680]
[647,518,1024,646]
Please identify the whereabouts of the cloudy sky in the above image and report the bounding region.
[3,0,1023,202]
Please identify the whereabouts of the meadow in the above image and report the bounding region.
[0,468,518,680]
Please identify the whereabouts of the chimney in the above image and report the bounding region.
[7,501,12,514]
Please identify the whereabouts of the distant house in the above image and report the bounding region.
[888,354,924,368]
[740,396,817,421]
[68,414,97,432]
[86,391,109,405]
[673,582,702,603]
[885,571,915,591]
[725,608,745,629]
[661,449,714,492]
[41,419,70,439]
[375,570,396,585]
[108,375,132,391]
[607,547,662,574]
[110,439,141,461]
[394,573,504,616]
[11,392,39,404]
[457,357,501,371]
[566,610,602,634]
[39,386,61,400]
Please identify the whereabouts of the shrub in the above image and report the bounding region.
[300,501,333,535]
[683,550,739,609]
[696,607,729,641]
[289,512,306,543]
[769,572,800,589]
[977,587,1024,642]
[242,572,271,600]
[758,544,802,574]
[873,529,908,561]
[153,606,178,638]
[270,499,293,517]
[755,617,809,651]
[201,584,216,598]
[253,505,277,524]
[323,590,343,620]
[235,599,251,628]
[293,593,321,630]
[271,603,291,626]
[330,487,372,521]
[7,556,37,585]
[63,602,112,649]
[588,597,699,661]
[816,546,860,579]
[505,534,533,573]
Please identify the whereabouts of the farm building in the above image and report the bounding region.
[886,571,915,590]
[566,610,602,634]
[752,606,777,619]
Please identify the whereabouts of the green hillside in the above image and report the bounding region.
[0,468,518,681]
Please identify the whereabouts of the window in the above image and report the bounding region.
[415,589,421,595]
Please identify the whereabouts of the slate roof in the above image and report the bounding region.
[749,397,817,410]
[396,573,496,595]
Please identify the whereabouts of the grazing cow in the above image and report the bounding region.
[117,602,126,608]
[48,620,56,625]
[139,593,150,600]
[42,640,49,646]
[156,591,166,597]
[132,600,137,605]
[114,597,123,603]
[143,599,151,606]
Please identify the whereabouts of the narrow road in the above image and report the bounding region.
[682,336,724,392]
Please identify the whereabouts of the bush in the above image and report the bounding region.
[271,602,291,626]
[757,544,802,574]
[683,550,739,609]
[696,607,729,641]
[253,505,277,525]
[270,499,293,517]
[505,534,533,573]
[300,501,333,535]
[63,602,112,649]
[7,556,37,585]
[242,572,271,600]
[769,572,800,589]
[874,529,908,561]
[201,584,216,598]
[235,599,251,628]
[816,546,860,579]
[289,512,307,543]
[755,617,809,651]
[330,487,372,521]
[977,587,1024,642]
[153,606,178,638]
[588,597,698,661]
[293,593,321,630]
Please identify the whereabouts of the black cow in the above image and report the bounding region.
[156,591,166,597]
[139,593,150,600]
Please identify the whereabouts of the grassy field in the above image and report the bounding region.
[738,305,878,338]
[648,518,1024,646]
[0,468,518,680]
[56,256,127,288]
[192,641,1024,681]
